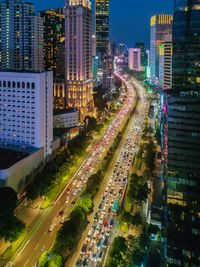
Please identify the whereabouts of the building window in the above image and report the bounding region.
[22,82,25,89]
[31,82,35,89]
[3,81,6,87]
[27,82,30,89]
[12,82,16,88]
[17,82,20,88]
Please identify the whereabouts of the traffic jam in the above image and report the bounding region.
[75,79,148,267]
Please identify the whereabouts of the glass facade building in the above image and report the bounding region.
[95,0,109,60]
[162,1,200,266]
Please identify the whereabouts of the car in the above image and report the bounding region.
[32,261,38,267]
[71,200,76,205]
[72,179,77,186]
[59,210,64,216]
[60,216,65,224]
[81,244,87,255]
[98,251,103,262]
[48,225,54,232]
[39,246,44,252]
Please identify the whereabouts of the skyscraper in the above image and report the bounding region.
[0,0,53,159]
[128,48,141,72]
[0,0,43,71]
[40,9,65,79]
[40,9,65,109]
[136,42,147,70]
[102,55,113,89]
[162,1,200,266]
[95,0,109,60]
[158,34,172,90]
[65,0,94,122]
[150,14,172,81]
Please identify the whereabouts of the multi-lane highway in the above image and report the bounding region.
[2,74,138,267]
[73,77,149,267]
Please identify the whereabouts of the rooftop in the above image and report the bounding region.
[0,148,29,169]
[53,108,78,116]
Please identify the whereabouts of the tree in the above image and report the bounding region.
[121,211,133,224]
[108,236,128,266]
[0,187,25,242]
[0,187,18,219]
[132,212,143,226]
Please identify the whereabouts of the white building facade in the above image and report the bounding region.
[0,71,53,157]
[53,108,79,129]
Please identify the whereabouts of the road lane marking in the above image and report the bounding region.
[24,259,29,267]
[18,240,30,256]
[35,243,40,250]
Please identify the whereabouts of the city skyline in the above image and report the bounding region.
[0,0,199,266]
[27,0,173,46]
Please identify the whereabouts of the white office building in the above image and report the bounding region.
[53,108,79,129]
[0,71,53,157]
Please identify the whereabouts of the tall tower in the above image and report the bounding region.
[40,9,65,109]
[158,34,172,89]
[150,14,172,81]
[162,1,200,266]
[0,0,43,71]
[95,0,109,60]
[40,9,65,79]
[65,0,94,122]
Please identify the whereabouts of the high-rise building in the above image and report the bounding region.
[0,0,43,71]
[0,71,53,156]
[102,55,113,89]
[95,0,109,60]
[159,34,172,89]
[128,48,141,72]
[40,9,65,109]
[65,0,94,122]
[145,49,151,79]
[162,1,200,266]
[40,9,65,79]
[136,42,147,70]
[92,56,99,88]
[150,14,172,80]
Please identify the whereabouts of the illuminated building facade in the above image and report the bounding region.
[159,35,173,89]
[128,48,141,72]
[95,0,109,59]
[40,9,65,109]
[65,0,94,122]
[150,14,172,80]
[102,55,113,89]
[135,42,147,70]
[40,9,65,77]
[162,1,200,266]
[0,0,43,71]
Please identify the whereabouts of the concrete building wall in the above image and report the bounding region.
[0,71,53,157]
[0,148,45,191]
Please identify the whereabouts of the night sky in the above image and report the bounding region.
[31,0,174,48]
